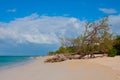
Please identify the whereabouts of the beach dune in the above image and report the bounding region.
[0,56,120,80]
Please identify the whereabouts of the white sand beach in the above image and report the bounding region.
[0,56,120,80]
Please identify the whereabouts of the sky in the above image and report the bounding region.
[0,0,120,56]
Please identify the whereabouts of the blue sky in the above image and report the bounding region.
[0,0,120,22]
[0,0,120,55]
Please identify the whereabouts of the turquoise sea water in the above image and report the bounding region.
[0,56,32,69]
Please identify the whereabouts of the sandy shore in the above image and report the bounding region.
[0,56,120,80]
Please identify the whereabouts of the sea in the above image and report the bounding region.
[0,56,34,70]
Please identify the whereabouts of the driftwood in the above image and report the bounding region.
[44,54,81,63]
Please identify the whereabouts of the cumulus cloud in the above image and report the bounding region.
[108,14,120,34]
[0,13,119,45]
[99,8,117,14]
[0,13,85,44]
[7,9,16,12]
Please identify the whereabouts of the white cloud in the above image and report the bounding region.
[108,14,120,34]
[0,13,119,44]
[7,9,16,12]
[0,13,85,44]
[99,8,117,14]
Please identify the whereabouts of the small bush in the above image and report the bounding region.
[108,48,117,57]
[48,52,57,55]
[113,35,120,55]
[67,47,76,53]
[56,46,68,53]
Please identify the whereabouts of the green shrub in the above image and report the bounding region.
[56,46,68,53]
[48,51,57,55]
[113,35,120,55]
[67,47,76,53]
[108,48,117,57]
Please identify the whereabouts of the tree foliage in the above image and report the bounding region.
[48,17,118,58]
[113,35,120,55]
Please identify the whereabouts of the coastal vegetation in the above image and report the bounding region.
[45,17,120,63]
[113,35,120,55]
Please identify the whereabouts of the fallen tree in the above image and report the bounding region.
[45,17,115,62]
